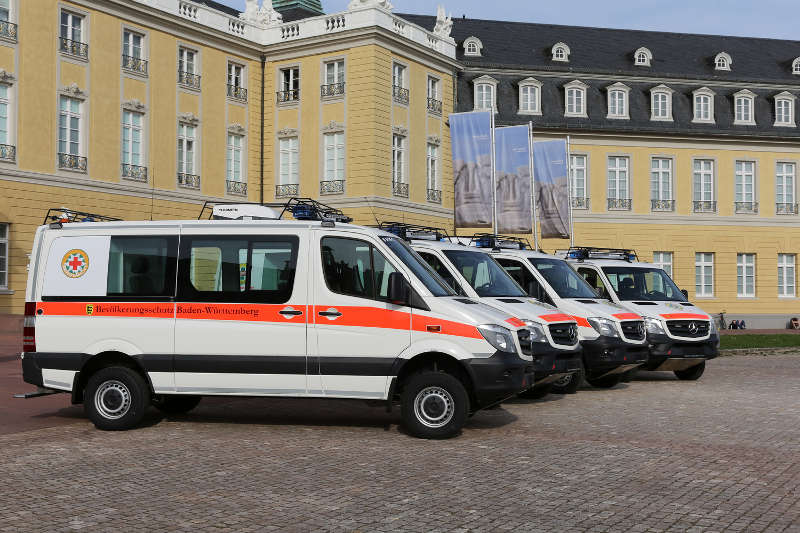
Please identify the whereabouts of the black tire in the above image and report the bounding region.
[674,361,706,381]
[517,383,553,400]
[84,366,150,431]
[401,371,469,439]
[153,395,202,414]
[551,360,584,395]
[585,374,622,389]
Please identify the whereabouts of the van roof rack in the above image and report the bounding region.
[44,208,122,226]
[469,233,531,251]
[377,222,451,242]
[566,246,638,262]
[199,198,353,224]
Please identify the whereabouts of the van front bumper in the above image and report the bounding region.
[581,336,649,379]
[529,344,582,385]
[463,351,534,409]
[642,333,719,371]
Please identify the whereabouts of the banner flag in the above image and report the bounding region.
[450,111,493,228]
[494,126,533,234]
[533,139,571,239]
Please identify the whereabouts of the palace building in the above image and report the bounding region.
[401,14,800,326]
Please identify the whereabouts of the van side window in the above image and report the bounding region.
[417,251,466,296]
[577,267,610,299]
[178,236,298,303]
[495,257,552,305]
[321,236,399,302]
[107,236,177,298]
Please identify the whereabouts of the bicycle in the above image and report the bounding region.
[717,310,728,330]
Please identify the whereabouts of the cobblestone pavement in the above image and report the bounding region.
[1,354,799,533]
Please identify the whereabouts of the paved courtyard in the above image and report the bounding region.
[1,354,799,532]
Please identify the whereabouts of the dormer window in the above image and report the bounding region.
[463,36,483,57]
[775,92,796,127]
[634,47,652,67]
[650,85,674,121]
[606,83,630,119]
[564,80,587,117]
[518,77,542,115]
[714,52,732,71]
[693,87,715,123]
[793,58,800,75]
[473,75,498,112]
[551,42,570,62]
[734,89,756,125]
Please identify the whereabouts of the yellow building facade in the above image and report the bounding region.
[0,0,458,315]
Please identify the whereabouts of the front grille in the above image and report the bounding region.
[667,320,710,338]
[517,329,533,356]
[549,323,578,346]
[620,320,645,341]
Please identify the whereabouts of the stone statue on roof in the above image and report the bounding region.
[347,0,394,11]
[433,5,453,41]
[240,0,283,26]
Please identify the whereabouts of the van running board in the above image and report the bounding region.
[13,387,63,399]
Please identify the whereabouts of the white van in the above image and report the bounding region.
[377,223,581,398]
[473,236,649,389]
[19,203,535,439]
[565,247,718,380]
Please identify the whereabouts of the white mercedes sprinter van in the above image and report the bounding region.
[19,203,535,439]
[377,223,582,398]
[565,247,718,380]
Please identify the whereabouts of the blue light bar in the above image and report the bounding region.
[474,237,493,248]
[290,205,317,220]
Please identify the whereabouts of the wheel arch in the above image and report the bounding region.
[392,351,477,407]
[71,351,154,404]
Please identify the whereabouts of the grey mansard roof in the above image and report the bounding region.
[400,14,800,139]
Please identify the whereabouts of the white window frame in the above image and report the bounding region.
[634,47,652,67]
[695,252,714,298]
[226,132,244,183]
[60,10,84,43]
[323,131,345,182]
[227,62,244,89]
[793,58,800,76]
[177,122,196,176]
[0,83,12,148]
[551,42,570,62]
[735,160,757,205]
[570,154,588,205]
[734,90,756,125]
[178,47,197,75]
[607,156,630,201]
[280,67,300,93]
[58,95,82,157]
[392,62,406,89]
[714,52,732,71]
[651,157,673,202]
[427,76,440,100]
[392,133,406,185]
[122,29,145,60]
[736,253,755,298]
[278,136,299,185]
[426,142,439,191]
[0,0,11,23]
[778,254,796,297]
[463,36,483,57]
[121,110,144,168]
[692,88,715,124]
[473,75,498,112]
[653,251,673,278]
[0,222,7,289]
[650,85,673,122]
[518,77,542,115]
[564,80,587,118]
[774,92,796,127]
[776,162,796,207]
[324,59,345,85]
[693,159,715,204]
[606,83,630,119]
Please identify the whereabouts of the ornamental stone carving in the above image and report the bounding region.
[240,0,283,26]
[178,112,200,126]
[348,0,393,11]
[122,99,147,112]
[427,135,441,146]
[0,69,15,84]
[392,125,408,136]
[432,6,454,42]
[228,123,247,135]
[277,127,298,138]
[59,82,87,99]
[321,121,345,133]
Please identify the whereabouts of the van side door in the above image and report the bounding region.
[310,230,411,399]
[494,257,555,306]
[576,266,615,301]
[173,228,308,396]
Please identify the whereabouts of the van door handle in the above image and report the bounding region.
[279,307,303,317]
[318,308,342,318]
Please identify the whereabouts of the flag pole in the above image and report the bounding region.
[490,110,498,235]
[528,122,538,250]
[567,135,574,246]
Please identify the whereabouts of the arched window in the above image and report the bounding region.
[551,42,570,62]
[466,42,477,54]
[463,37,483,57]
[793,58,800,75]
[634,47,652,67]
[564,80,587,117]
[714,52,732,71]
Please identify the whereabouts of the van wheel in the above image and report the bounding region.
[551,361,584,395]
[518,383,553,399]
[674,361,706,381]
[401,372,468,439]
[154,395,202,414]
[84,366,150,431]
[585,374,622,389]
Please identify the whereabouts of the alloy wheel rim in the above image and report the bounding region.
[94,380,132,420]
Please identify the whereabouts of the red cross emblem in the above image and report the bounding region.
[61,249,89,278]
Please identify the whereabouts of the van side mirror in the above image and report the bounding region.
[681,289,689,298]
[388,272,409,306]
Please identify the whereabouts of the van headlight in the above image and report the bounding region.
[709,319,718,335]
[521,320,548,343]
[644,317,665,335]
[478,324,518,353]
[587,317,619,338]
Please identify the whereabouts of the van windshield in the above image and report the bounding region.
[528,258,598,299]
[381,237,456,297]
[443,250,527,298]
[602,266,687,302]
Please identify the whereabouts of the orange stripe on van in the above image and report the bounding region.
[571,316,592,328]
[37,302,174,318]
[313,305,409,330]
[660,313,710,320]
[411,315,483,339]
[538,313,575,323]
[613,313,642,320]
[505,317,526,328]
